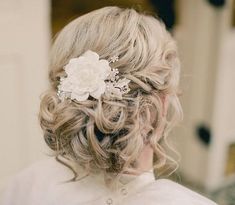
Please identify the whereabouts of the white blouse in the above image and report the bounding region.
[1,157,217,205]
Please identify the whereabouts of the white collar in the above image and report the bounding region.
[117,169,155,193]
[56,157,156,193]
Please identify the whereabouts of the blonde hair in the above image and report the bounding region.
[39,6,183,185]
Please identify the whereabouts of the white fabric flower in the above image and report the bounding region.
[57,50,130,102]
[58,50,111,101]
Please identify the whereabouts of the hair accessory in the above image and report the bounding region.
[109,56,119,63]
[57,50,130,102]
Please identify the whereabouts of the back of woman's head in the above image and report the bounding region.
[39,6,182,180]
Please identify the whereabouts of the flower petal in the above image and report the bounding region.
[71,92,89,101]
[90,82,106,99]
[98,60,112,79]
[82,50,99,61]
[68,58,79,65]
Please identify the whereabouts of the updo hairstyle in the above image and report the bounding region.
[39,6,183,181]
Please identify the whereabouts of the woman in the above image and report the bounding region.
[1,6,217,205]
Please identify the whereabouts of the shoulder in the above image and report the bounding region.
[128,179,217,205]
[1,157,110,205]
[0,157,78,205]
[7,157,70,184]
[15,156,78,180]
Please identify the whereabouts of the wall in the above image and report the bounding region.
[0,0,50,191]
[174,0,234,190]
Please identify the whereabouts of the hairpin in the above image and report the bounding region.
[57,50,130,102]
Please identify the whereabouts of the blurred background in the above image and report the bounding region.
[0,0,235,204]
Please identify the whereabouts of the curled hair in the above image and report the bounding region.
[39,6,183,186]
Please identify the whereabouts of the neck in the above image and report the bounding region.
[124,143,154,176]
[136,143,154,173]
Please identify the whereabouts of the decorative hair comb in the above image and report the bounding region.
[57,50,130,102]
